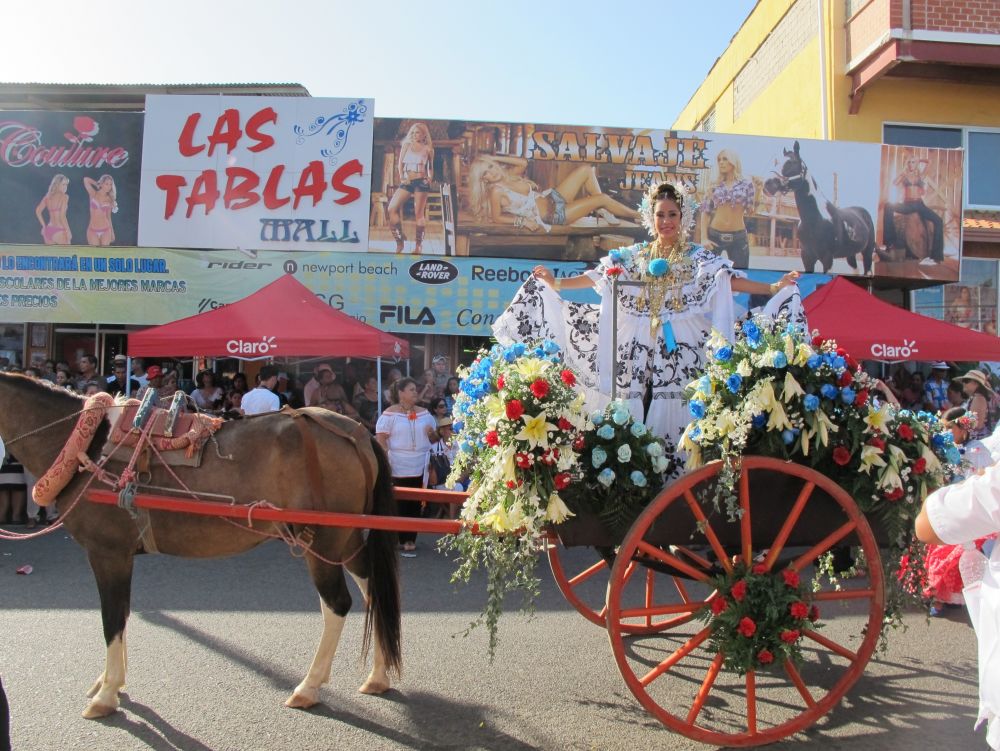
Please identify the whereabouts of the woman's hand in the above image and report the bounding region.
[703,240,717,251]
[532,265,555,285]
[776,271,800,290]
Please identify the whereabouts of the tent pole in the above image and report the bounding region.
[377,356,383,415]
[125,357,132,397]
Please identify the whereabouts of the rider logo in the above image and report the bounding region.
[870,339,918,360]
[379,305,435,326]
[226,335,278,355]
[408,260,458,285]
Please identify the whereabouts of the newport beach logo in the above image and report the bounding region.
[0,115,130,169]
[226,335,278,355]
[870,339,918,359]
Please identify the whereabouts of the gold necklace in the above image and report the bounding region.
[638,239,695,331]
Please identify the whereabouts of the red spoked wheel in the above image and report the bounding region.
[547,537,711,634]
[606,457,884,747]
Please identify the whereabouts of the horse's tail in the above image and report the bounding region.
[362,434,402,678]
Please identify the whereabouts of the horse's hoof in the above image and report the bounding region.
[82,700,117,719]
[284,691,318,710]
[358,678,390,695]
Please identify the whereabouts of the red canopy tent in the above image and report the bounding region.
[803,276,1000,363]
[128,275,409,360]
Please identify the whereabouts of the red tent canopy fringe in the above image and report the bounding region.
[803,277,1000,363]
[128,275,408,360]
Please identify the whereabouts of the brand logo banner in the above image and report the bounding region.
[0,245,828,336]
[138,95,374,252]
[0,111,143,247]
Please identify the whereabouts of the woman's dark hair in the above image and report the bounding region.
[195,369,216,388]
[942,406,968,423]
[390,377,418,405]
[648,181,684,208]
[429,397,446,412]
[445,377,460,395]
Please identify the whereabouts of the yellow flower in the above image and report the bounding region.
[737,358,752,378]
[545,492,575,523]
[794,343,814,366]
[684,443,703,469]
[766,400,793,432]
[859,444,888,474]
[514,357,551,381]
[784,335,796,363]
[863,403,892,435]
[515,411,557,449]
[484,394,506,426]
[782,372,805,402]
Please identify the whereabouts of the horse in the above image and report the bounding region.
[763,140,875,275]
[0,372,401,719]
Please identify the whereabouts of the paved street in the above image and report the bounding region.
[1,530,983,751]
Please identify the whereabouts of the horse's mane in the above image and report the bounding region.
[0,371,85,409]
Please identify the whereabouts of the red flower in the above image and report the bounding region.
[832,446,852,466]
[752,563,768,575]
[737,617,757,638]
[854,390,869,407]
[782,569,800,588]
[505,480,517,489]
[407,410,417,421]
[573,434,586,451]
[836,347,846,357]
[515,452,532,469]
[605,266,623,277]
[757,649,774,665]
[884,487,904,502]
[897,423,914,441]
[808,605,820,622]
[485,430,499,447]
[839,370,854,387]
[867,436,886,450]
[554,472,572,490]
[558,417,573,431]
[711,597,728,615]
[912,457,927,475]
[541,449,557,466]
[530,379,550,399]
[505,399,524,420]
[846,354,859,371]
[790,601,809,619]
[560,369,576,386]
[812,335,825,347]
[496,374,505,390]
[780,629,800,644]
[730,579,747,602]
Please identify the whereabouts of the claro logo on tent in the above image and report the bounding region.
[226,335,278,355]
[870,339,918,359]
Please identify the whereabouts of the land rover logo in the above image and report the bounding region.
[409,260,458,285]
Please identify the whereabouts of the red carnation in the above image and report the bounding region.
[832,446,851,466]
[867,436,886,450]
[846,354,859,371]
[897,423,914,441]
[730,579,747,602]
[836,347,846,357]
[912,457,927,475]
[606,266,623,277]
[554,472,572,490]
[496,374,505,390]
[515,452,532,469]
[790,601,809,619]
[573,434,586,451]
[485,430,499,447]
[757,649,774,665]
[505,399,525,420]
[558,417,573,431]
[885,487,905,502]
[782,569,800,588]
[812,335,825,347]
[809,605,820,622]
[541,449,556,466]
[737,617,757,638]
[530,379,550,399]
[780,629,800,644]
[839,370,854,387]
[560,369,576,386]
[505,480,517,489]
[711,597,728,615]
[854,389,869,407]
[752,563,768,575]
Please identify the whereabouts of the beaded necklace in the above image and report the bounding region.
[637,239,696,331]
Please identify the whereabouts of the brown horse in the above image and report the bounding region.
[0,372,401,718]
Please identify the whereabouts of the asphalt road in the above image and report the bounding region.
[0,530,984,751]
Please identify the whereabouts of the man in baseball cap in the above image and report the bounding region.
[924,362,951,412]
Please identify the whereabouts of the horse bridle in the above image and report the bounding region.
[770,157,809,193]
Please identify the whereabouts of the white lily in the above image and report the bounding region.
[920,445,942,474]
[782,372,805,402]
[737,358,752,377]
[545,492,575,523]
[484,394,506,426]
[859,444,888,474]
[878,464,903,491]
[887,443,907,468]
[794,343,814,366]
[766,400,793,432]
[863,403,892,435]
[514,357,551,380]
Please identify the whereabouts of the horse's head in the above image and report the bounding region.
[763,141,808,196]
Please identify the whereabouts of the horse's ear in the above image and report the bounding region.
[783,149,792,157]
[793,141,800,155]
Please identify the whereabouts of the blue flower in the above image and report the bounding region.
[542,339,560,354]
[617,444,632,463]
[532,346,545,358]
[803,394,820,412]
[512,343,526,357]
[945,446,961,465]
[453,420,465,432]
[742,320,760,340]
[689,400,706,419]
[715,346,733,362]
[591,446,608,468]
[820,384,838,400]
[772,352,788,368]
[591,411,605,426]
[630,422,647,438]
[597,468,616,487]
[841,387,856,404]
[931,433,946,448]
[608,249,623,264]
[831,356,846,370]
[726,373,743,393]
[782,429,797,445]
[752,413,767,429]
[648,258,669,277]
[646,442,665,457]
[698,376,712,393]
[597,424,615,440]
[612,409,631,425]
[806,354,822,369]
[630,470,648,487]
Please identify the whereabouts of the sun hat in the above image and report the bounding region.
[113,354,128,363]
[145,365,163,379]
[958,369,994,393]
[436,416,453,428]
[931,361,949,370]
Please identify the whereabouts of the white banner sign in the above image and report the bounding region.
[138,95,373,251]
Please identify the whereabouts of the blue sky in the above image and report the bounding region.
[9,0,756,127]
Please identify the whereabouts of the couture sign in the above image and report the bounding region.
[138,95,374,252]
